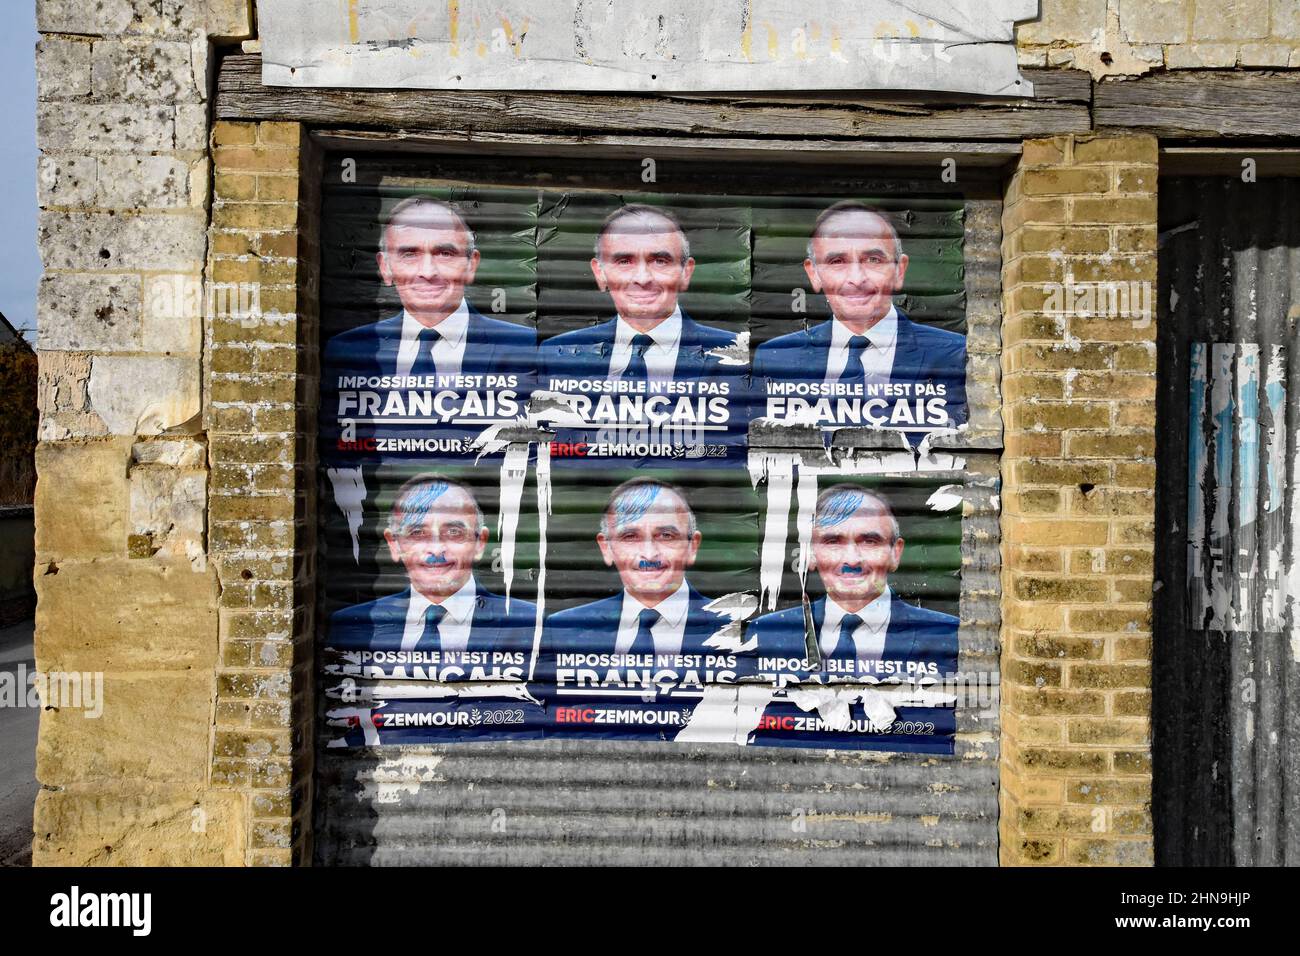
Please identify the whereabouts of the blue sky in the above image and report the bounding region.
[0,3,39,340]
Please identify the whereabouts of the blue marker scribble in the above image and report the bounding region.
[422,553,450,566]
[636,559,666,570]
[396,480,450,535]
[816,489,865,528]
[612,484,661,530]
[839,564,863,574]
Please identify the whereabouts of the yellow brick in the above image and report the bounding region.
[1020,137,1069,166]
[214,172,257,201]
[213,146,299,174]
[1071,195,1157,224]
[257,175,300,202]
[258,123,302,146]
[1073,136,1157,165]
[212,122,257,146]
[1113,165,1157,194]
[1022,167,1111,196]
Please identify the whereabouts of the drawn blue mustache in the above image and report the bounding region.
[636,559,667,570]
[838,564,865,574]
[422,553,451,566]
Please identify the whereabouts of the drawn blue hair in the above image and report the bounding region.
[814,485,899,539]
[388,474,484,537]
[602,478,697,537]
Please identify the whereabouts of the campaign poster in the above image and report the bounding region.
[320,463,548,746]
[317,177,970,753]
[741,475,963,754]
[750,197,967,446]
[534,192,752,467]
[319,185,538,465]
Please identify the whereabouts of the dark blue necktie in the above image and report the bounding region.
[621,333,654,382]
[832,613,863,661]
[409,326,442,379]
[415,603,447,652]
[628,608,660,658]
[837,335,871,389]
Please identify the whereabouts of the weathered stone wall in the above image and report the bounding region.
[33,0,257,865]
[1018,0,1300,74]
[999,134,1158,865]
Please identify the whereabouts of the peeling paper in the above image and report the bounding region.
[701,592,760,652]
[497,442,529,607]
[751,451,794,610]
[326,680,541,705]
[926,484,965,512]
[326,466,367,563]
[675,684,777,745]
[529,440,552,682]
[705,330,750,367]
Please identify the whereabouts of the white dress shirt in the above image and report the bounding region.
[609,306,683,382]
[819,587,893,661]
[614,579,691,657]
[401,575,478,653]
[395,298,470,378]
[824,304,899,387]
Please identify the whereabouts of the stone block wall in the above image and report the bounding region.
[1017,0,1300,74]
[32,0,265,865]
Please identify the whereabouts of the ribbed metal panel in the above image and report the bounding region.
[1155,176,1300,866]
[313,167,1003,866]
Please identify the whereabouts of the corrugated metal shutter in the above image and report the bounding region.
[1155,176,1300,866]
[313,156,1003,866]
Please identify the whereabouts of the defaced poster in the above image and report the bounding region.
[320,180,968,753]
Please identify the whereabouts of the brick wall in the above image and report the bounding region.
[999,134,1158,865]
[207,121,320,866]
[1017,0,1300,74]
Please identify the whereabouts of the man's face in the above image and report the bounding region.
[804,210,909,332]
[811,502,904,611]
[377,212,480,321]
[597,487,701,607]
[591,223,695,327]
[384,483,488,601]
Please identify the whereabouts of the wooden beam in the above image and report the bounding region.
[310,128,1022,167]
[1097,71,1300,139]
[215,53,1090,141]
[1161,148,1300,177]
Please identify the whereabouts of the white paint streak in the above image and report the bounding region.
[497,442,529,607]
[326,466,367,563]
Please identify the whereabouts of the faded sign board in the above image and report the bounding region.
[260,0,1036,96]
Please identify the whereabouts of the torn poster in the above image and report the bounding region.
[318,175,970,753]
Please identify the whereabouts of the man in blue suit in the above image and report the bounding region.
[746,484,958,677]
[328,474,537,660]
[543,478,730,658]
[324,195,535,381]
[752,201,966,433]
[538,204,743,386]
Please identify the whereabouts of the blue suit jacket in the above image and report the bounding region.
[541,583,730,657]
[745,593,958,676]
[323,305,536,381]
[752,310,967,428]
[328,585,538,655]
[538,312,743,385]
